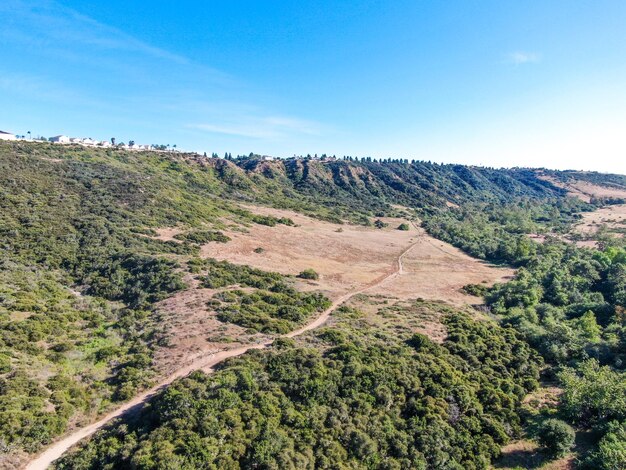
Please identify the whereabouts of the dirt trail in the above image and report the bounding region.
[24,240,418,470]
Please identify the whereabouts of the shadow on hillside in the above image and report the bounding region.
[493,447,546,469]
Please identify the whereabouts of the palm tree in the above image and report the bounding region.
[27,131,31,140]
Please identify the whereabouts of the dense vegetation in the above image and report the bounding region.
[0,142,345,456]
[423,198,626,466]
[215,289,330,334]
[56,313,541,470]
[2,141,626,467]
[173,230,231,245]
[190,258,330,334]
[190,257,279,286]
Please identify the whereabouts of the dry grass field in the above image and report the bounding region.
[535,174,626,246]
[152,206,513,376]
[538,174,626,203]
[574,203,626,237]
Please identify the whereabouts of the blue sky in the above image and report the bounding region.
[2,0,626,173]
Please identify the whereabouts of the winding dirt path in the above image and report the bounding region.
[25,240,418,470]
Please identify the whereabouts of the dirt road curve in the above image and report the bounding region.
[25,241,418,470]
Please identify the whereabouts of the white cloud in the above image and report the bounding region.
[505,51,541,65]
[0,0,186,63]
[191,116,324,140]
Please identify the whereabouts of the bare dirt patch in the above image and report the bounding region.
[152,275,264,377]
[149,227,184,242]
[495,435,589,470]
[529,234,547,244]
[574,203,626,236]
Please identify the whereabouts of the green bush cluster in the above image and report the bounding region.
[188,258,329,333]
[297,268,319,280]
[536,419,575,458]
[423,197,626,464]
[216,289,330,334]
[250,214,295,227]
[56,313,540,470]
[173,230,231,244]
[0,264,156,452]
[189,258,284,290]
[83,254,185,308]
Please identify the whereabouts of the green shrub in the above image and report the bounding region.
[196,258,283,290]
[589,422,626,470]
[174,230,230,244]
[56,313,542,470]
[462,283,489,297]
[250,214,295,227]
[0,354,12,373]
[397,223,410,231]
[537,418,575,458]
[216,289,330,333]
[297,269,319,280]
[374,219,388,229]
[558,359,626,426]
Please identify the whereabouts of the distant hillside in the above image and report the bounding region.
[230,156,570,217]
[2,141,614,269]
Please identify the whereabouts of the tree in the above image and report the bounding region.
[578,310,601,342]
[111,137,116,145]
[397,223,410,231]
[591,422,626,470]
[536,419,575,459]
[558,359,626,426]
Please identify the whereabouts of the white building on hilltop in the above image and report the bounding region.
[0,130,16,140]
[49,135,70,143]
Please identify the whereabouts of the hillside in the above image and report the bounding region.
[1,141,625,469]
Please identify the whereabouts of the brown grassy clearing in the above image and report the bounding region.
[204,206,513,305]
[495,432,593,470]
[152,227,184,242]
[152,274,265,377]
[152,206,511,378]
[538,174,626,203]
[574,203,626,236]
[342,295,464,343]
